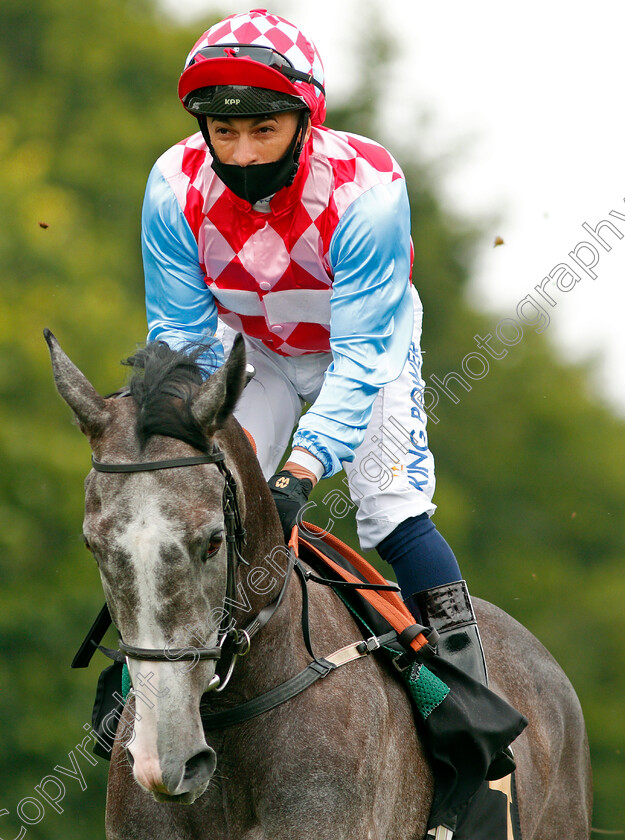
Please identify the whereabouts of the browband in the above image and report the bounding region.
[91,453,225,473]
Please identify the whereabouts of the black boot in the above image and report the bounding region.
[405,580,515,779]
[405,580,488,685]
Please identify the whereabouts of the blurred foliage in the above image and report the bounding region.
[1,0,623,837]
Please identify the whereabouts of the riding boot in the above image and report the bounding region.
[405,580,516,780]
[405,580,488,685]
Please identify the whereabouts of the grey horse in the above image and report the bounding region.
[46,330,592,839]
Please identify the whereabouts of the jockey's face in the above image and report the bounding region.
[207,111,310,167]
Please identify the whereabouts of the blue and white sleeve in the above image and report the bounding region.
[142,164,223,376]
[293,179,414,477]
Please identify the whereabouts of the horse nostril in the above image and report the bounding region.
[183,748,216,787]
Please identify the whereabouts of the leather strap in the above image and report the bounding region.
[91,642,126,664]
[301,566,401,592]
[201,625,404,731]
[72,603,112,669]
[293,558,317,660]
[92,453,224,472]
[118,639,222,662]
[202,658,335,729]
[238,547,296,642]
[90,640,222,664]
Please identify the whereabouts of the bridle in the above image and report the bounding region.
[91,446,295,692]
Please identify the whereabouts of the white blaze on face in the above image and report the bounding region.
[115,479,180,650]
[126,658,214,795]
[113,477,215,795]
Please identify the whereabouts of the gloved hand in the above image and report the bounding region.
[268,470,313,542]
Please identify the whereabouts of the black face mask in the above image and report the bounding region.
[199,112,307,205]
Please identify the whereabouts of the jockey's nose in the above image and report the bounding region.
[231,135,258,167]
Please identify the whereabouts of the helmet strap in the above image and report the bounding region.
[198,115,213,151]
[290,109,309,173]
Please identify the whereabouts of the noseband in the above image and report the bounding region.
[91,447,256,675]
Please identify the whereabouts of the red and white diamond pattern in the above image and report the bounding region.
[185,10,325,123]
[156,125,406,356]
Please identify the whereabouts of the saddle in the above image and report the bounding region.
[75,522,525,839]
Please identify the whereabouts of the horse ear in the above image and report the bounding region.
[191,334,247,434]
[44,328,110,437]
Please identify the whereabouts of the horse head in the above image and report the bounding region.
[45,329,266,803]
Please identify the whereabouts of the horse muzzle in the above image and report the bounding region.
[130,744,217,803]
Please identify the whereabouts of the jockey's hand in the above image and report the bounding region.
[268,469,314,542]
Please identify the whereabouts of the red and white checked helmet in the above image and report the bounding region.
[178,9,326,125]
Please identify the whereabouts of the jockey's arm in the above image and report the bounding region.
[142,164,223,376]
[291,179,414,479]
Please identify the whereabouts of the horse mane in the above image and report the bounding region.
[121,342,212,452]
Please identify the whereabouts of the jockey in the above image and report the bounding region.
[142,10,493,699]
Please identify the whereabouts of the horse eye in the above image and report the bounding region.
[83,536,92,552]
[205,530,224,560]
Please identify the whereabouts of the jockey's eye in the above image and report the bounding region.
[205,529,224,560]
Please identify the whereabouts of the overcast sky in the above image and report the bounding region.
[162,0,625,413]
